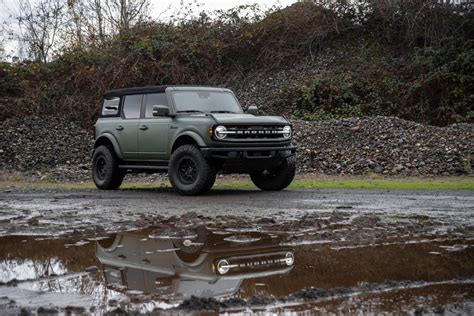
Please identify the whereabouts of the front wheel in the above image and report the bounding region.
[250,155,296,191]
[168,145,216,196]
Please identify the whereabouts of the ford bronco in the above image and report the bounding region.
[92,86,296,195]
[97,227,294,299]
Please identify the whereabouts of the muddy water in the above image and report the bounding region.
[0,224,473,315]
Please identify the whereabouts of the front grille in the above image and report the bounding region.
[224,125,286,139]
[215,251,294,275]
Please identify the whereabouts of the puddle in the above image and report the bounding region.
[0,223,473,314]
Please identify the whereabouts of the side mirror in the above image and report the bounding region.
[246,105,258,115]
[153,105,170,117]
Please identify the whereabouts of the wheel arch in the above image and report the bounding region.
[171,131,206,154]
[93,134,123,159]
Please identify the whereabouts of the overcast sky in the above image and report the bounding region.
[0,0,298,58]
[0,0,297,19]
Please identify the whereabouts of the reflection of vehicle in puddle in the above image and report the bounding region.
[96,227,294,300]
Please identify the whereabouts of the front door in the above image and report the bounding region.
[138,93,171,161]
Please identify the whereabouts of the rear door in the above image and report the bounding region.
[113,94,142,160]
[137,93,171,161]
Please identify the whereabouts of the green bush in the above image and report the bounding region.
[275,40,474,125]
[293,73,363,121]
[404,43,474,125]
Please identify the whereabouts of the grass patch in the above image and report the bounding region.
[0,181,171,190]
[214,177,474,190]
[286,177,474,190]
[0,176,473,190]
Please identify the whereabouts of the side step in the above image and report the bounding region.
[119,164,168,171]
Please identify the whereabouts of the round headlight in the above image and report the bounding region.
[282,125,292,139]
[285,252,294,266]
[215,125,227,140]
[216,259,230,274]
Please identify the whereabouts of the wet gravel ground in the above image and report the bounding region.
[0,188,473,314]
[0,188,472,236]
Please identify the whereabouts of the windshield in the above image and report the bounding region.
[171,91,243,113]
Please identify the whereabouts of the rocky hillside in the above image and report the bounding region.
[293,118,472,176]
[0,117,93,181]
[1,116,471,181]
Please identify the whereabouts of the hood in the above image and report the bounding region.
[210,113,289,125]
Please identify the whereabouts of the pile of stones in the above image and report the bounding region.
[1,115,472,181]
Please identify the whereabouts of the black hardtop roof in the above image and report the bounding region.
[104,85,168,98]
[103,85,229,98]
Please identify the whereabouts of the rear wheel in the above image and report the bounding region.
[92,145,125,190]
[250,155,296,191]
[169,145,216,195]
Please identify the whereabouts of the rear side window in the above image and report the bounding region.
[145,93,168,118]
[123,94,142,119]
[101,97,120,116]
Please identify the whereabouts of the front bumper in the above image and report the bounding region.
[200,145,296,160]
[200,145,296,173]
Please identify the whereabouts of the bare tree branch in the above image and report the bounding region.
[16,0,66,62]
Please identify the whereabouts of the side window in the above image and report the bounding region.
[123,94,142,119]
[101,97,120,116]
[145,93,168,118]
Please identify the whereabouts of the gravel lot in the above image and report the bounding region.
[1,187,472,236]
[1,114,473,313]
[0,187,473,313]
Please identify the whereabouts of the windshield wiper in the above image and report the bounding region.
[177,110,205,114]
[210,111,236,114]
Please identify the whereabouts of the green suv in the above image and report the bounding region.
[92,86,296,195]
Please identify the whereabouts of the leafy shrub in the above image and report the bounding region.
[275,39,474,125]
[292,73,364,121]
[404,42,474,125]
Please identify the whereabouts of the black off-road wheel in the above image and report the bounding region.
[250,155,296,191]
[92,145,125,190]
[169,145,216,196]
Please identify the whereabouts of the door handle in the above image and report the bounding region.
[139,125,148,131]
[115,125,124,131]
